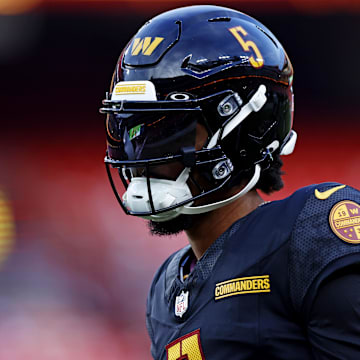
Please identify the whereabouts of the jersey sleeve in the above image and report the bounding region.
[307,265,360,358]
[289,183,360,315]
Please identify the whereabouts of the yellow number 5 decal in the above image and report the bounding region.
[229,26,264,68]
[166,329,205,360]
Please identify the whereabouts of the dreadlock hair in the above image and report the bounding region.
[255,153,284,194]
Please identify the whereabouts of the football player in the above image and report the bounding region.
[100,5,360,359]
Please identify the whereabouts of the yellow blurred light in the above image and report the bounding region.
[0,190,15,266]
[0,0,42,15]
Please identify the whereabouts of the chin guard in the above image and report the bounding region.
[123,168,193,222]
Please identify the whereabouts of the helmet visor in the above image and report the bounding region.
[106,111,202,162]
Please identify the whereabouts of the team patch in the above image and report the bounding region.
[214,275,270,300]
[114,83,146,95]
[111,81,157,101]
[329,200,360,244]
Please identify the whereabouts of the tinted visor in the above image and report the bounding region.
[106,110,202,162]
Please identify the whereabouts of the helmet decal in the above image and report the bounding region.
[130,37,164,56]
[228,26,264,69]
[111,80,157,101]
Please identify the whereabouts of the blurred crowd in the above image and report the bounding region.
[1,1,360,358]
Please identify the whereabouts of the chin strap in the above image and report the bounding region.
[136,84,297,221]
[180,164,261,215]
[178,85,266,216]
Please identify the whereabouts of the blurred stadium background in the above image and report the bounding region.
[0,0,359,358]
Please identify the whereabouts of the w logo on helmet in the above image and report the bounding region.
[131,37,164,56]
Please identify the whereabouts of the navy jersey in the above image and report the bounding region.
[146,183,360,359]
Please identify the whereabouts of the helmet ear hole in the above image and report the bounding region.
[212,160,234,180]
[217,93,242,117]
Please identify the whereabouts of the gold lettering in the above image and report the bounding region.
[257,279,264,289]
[252,279,258,290]
[115,84,146,95]
[214,276,271,300]
[240,281,246,291]
[246,280,252,290]
[263,278,270,289]
[335,217,360,228]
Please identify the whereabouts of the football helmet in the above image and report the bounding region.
[100,5,296,222]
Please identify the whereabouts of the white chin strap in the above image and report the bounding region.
[207,84,267,149]
[181,164,261,215]
[123,164,260,222]
[176,84,267,216]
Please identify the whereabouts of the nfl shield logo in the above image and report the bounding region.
[175,290,189,318]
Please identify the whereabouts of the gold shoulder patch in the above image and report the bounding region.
[329,200,360,244]
[214,275,270,301]
[315,184,346,200]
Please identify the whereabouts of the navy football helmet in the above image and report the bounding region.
[100,5,296,222]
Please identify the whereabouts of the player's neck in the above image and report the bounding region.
[185,189,263,260]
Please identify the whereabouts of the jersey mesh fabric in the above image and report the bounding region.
[289,184,360,313]
[196,228,227,280]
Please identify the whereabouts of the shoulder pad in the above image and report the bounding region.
[289,183,360,313]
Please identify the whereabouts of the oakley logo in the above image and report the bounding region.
[131,37,164,56]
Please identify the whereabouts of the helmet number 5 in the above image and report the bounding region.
[229,26,264,68]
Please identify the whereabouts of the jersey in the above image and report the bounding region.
[146,183,360,359]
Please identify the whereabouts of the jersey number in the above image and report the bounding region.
[166,329,205,360]
[229,26,264,68]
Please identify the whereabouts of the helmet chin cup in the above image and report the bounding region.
[123,168,194,222]
[212,159,234,180]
